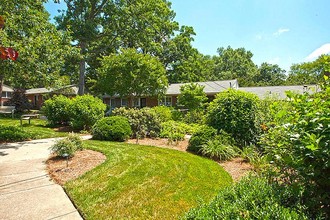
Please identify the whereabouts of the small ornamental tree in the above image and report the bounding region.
[5,88,32,112]
[207,89,261,147]
[177,83,207,110]
[95,49,168,106]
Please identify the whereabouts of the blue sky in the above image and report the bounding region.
[45,0,330,71]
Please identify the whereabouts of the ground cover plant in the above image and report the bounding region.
[0,118,67,142]
[64,140,232,219]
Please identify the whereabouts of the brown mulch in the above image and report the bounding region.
[46,150,106,185]
[46,138,253,185]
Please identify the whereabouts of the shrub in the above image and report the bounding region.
[183,110,206,124]
[42,95,72,126]
[112,107,161,139]
[200,131,239,161]
[0,125,33,142]
[150,106,172,122]
[177,83,207,110]
[187,125,217,153]
[92,116,132,141]
[160,120,187,143]
[207,89,261,147]
[50,133,83,157]
[70,95,106,130]
[184,176,308,219]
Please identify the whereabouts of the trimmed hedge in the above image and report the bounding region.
[92,116,132,142]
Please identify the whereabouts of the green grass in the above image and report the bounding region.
[0,118,68,140]
[65,140,233,219]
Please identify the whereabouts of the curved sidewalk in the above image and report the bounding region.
[0,137,86,220]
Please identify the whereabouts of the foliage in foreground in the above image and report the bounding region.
[184,176,308,220]
[50,133,83,157]
[187,125,217,153]
[42,95,72,126]
[65,140,232,219]
[92,116,132,142]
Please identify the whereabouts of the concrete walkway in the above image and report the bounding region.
[0,137,86,220]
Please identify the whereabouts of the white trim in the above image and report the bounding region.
[158,96,172,106]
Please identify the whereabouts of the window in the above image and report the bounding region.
[133,98,140,108]
[121,98,128,107]
[159,96,172,106]
[1,91,12,98]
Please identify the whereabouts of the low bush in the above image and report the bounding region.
[184,176,308,219]
[187,125,217,153]
[92,116,132,142]
[183,110,206,124]
[150,106,172,122]
[42,95,72,126]
[50,133,83,157]
[160,120,186,143]
[0,125,33,142]
[112,107,161,139]
[200,131,239,161]
[70,95,106,130]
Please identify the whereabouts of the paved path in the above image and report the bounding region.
[0,137,88,220]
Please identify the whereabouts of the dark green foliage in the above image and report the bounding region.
[42,95,72,126]
[207,89,261,147]
[262,77,330,216]
[50,133,83,157]
[4,88,32,112]
[70,95,106,130]
[0,125,33,142]
[111,107,161,139]
[188,125,217,153]
[200,131,239,161]
[184,176,308,220]
[92,116,132,142]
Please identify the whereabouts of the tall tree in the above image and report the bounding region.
[212,46,258,86]
[95,48,168,105]
[286,55,330,85]
[254,62,286,86]
[0,0,76,94]
[55,0,180,95]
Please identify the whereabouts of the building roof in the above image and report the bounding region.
[166,79,239,95]
[238,85,320,99]
[2,84,14,92]
[25,85,78,95]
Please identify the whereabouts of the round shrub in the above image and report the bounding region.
[207,89,261,147]
[42,95,72,126]
[92,116,132,141]
[70,95,106,130]
[188,125,217,153]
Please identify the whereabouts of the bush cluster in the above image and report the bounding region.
[207,89,261,147]
[50,133,84,157]
[111,107,161,139]
[0,125,33,142]
[92,116,132,142]
[184,176,308,219]
[42,95,106,130]
[187,125,217,153]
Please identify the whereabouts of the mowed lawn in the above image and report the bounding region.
[0,118,68,140]
[65,140,232,219]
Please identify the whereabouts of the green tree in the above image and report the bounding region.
[177,83,207,110]
[95,48,168,104]
[212,46,258,86]
[254,62,286,86]
[55,0,180,95]
[0,0,76,94]
[286,55,330,85]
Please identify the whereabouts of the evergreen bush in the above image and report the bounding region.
[92,116,132,141]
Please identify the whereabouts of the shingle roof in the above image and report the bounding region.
[25,88,51,94]
[238,85,320,99]
[25,85,79,95]
[2,85,14,92]
[166,79,239,95]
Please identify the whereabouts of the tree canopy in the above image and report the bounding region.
[95,48,168,103]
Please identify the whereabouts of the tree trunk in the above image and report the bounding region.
[0,74,3,106]
[78,42,87,95]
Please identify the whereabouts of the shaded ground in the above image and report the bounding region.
[47,138,252,184]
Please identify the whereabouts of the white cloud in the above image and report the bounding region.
[305,43,330,61]
[273,28,290,36]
